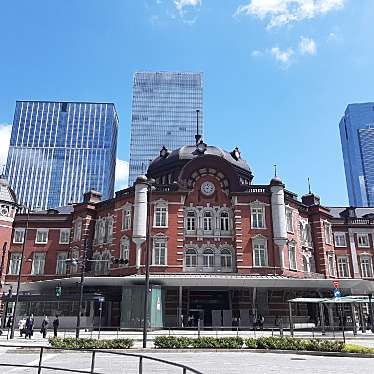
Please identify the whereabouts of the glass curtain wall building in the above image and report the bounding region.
[340,102,374,207]
[5,101,118,210]
[129,72,203,185]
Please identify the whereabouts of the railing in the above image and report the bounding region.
[0,344,203,374]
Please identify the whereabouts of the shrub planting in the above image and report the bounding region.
[49,337,134,349]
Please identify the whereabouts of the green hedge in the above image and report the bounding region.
[245,337,344,352]
[154,336,346,352]
[49,337,134,349]
[154,336,244,349]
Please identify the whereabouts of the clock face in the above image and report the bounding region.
[0,206,9,216]
[201,182,215,196]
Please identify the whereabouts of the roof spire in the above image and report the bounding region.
[307,177,311,194]
[195,109,202,145]
[273,164,277,177]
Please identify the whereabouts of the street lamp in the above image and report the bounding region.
[142,178,155,349]
[10,205,30,339]
[65,239,89,339]
[369,293,374,333]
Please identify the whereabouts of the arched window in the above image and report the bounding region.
[185,248,197,268]
[120,237,130,265]
[220,248,232,268]
[186,211,196,232]
[203,248,214,268]
[203,211,213,231]
[94,253,102,275]
[101,252,111,274]
[220,211,230,232]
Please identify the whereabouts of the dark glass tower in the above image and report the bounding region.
[5,101,118,209]
[129,72,203,185]
[340,103,374,207]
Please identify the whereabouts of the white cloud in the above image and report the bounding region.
[251,49,263,57]
[174,0,201,23]
[0,124,12,172]
[299,36,317,55]
[271,47,294,64]
[115,159,129,191]
[174,0,201,11]
[236,0,345,28]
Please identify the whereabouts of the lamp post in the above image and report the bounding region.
[142,178,155,349]
[369,293,374,333]
[10,205,30,339]
[75,239,88,339]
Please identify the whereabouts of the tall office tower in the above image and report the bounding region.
[340,102,374,207]
[5,101,118,210]
[129,71,203,185]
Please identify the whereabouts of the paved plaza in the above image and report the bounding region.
[0,348,373,374]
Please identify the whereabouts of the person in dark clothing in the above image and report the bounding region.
[53,316,59,337]
[25,316,34,339]
[41,316,49,338]
[6,316,12,329]
[257,314,265,330]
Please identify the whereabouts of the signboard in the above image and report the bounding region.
[334,289,341,298]
[332,280,340,289]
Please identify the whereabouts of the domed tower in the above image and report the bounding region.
[0,174,18,284]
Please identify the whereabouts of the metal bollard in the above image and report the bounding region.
[90,351,96,374]
[38,347,44,374]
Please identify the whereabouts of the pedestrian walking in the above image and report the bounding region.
[6,316,12,329]
[53,315,59,337]
[25,315,34,339]
[257,314,265,330]
[40,316,49,338]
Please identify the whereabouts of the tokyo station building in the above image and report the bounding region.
[1,136,374,329]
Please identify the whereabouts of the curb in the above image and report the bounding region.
[5,346,374,359]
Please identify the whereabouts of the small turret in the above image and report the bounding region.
[270,174,287,270]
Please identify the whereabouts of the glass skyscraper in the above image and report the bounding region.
[5,101,118,210]
[340,102,374,207]
[129,72,203,185]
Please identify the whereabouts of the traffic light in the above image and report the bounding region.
[55,284,62,298]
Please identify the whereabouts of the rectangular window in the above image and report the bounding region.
[334,232,347,247]
[324,222,333,245]
[59,229,70,244]
[8,252,21,275]
[122,209,132,230]
[288,243,297,270]
[253,241,267,267]
[286,208,293,233]
[155,206,167,227]
[35,229,48,244]
[153,241,166,265]
[357,233,370,248]
[13,228,25,244]
[31,252,46,275]
[70,249,79,273]
[251,207,265,229]
[186,211,196,232]
[327,253,335,276]
[56,252,68,275]
[361,256,373,278]
[337,256,350,278]
[73,219,82,241]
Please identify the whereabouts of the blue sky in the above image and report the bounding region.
[1,0,374,205]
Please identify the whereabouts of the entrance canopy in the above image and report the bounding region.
[289,295,374,304]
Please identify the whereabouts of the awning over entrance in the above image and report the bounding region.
[20,274,374,293]
[289,295,374,304]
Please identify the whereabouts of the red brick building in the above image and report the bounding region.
[1,140,374,328]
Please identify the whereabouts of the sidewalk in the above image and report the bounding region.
[0,328,373,349]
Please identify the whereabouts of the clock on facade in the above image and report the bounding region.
[201,182,215,196]
[0,205,9,217]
